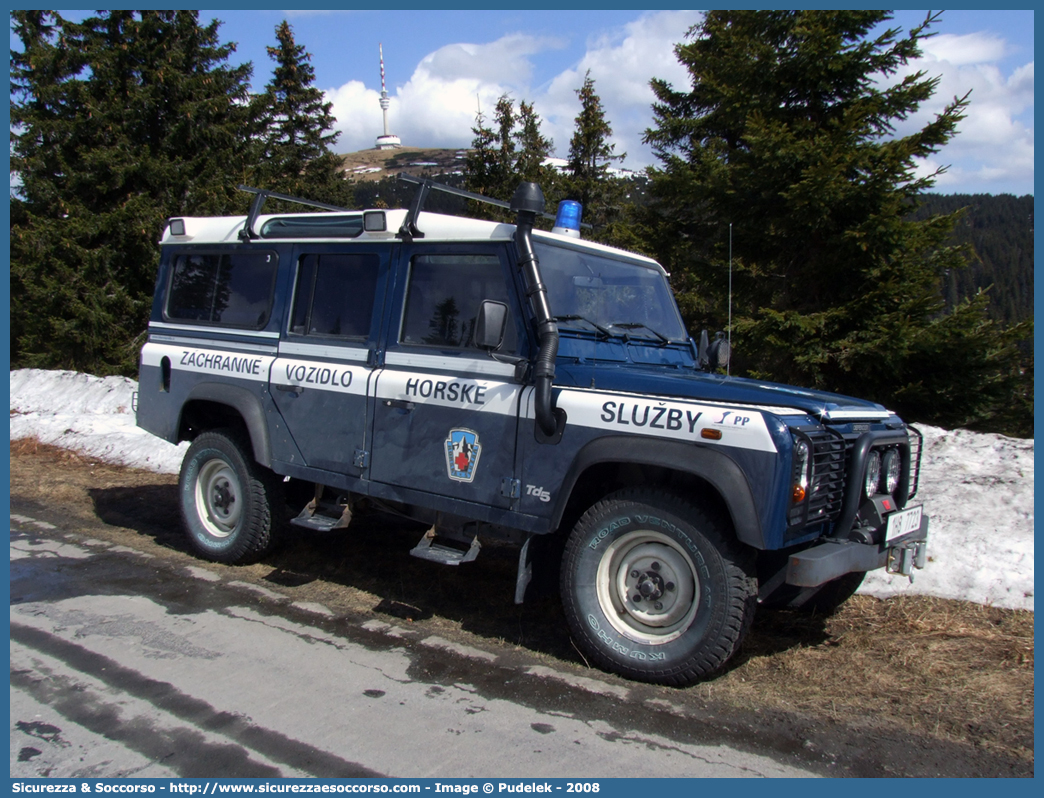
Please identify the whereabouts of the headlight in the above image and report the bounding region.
[864,450,881,498]
[792,439,810,504]
[882,448,901,494]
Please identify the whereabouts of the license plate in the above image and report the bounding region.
[886,505,923,542]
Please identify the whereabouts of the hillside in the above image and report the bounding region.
[338,146,465,183]
[911,194,1034,329]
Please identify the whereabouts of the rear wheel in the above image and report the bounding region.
[560,488,757,686]
[179,430,281,564]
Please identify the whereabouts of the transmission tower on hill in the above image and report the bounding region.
[375,43,402,150]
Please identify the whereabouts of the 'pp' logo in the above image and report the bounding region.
[445,428,482,483]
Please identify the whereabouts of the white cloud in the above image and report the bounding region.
[326,32,561,153]
[890,32,1034,194]
[326,80,385,150]
[419,34,564,86]
[324,11,703,168]
[538,11,704,168]
[924,32,1007,66]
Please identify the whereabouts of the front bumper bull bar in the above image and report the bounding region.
[785,516,929,587]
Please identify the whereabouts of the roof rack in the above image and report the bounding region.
[396,173,563,240]
[237,185,351,242]
[236,177,590,243]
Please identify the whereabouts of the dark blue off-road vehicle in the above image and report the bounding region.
[137,179,928,685]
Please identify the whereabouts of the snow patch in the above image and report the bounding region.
[860,424,1033,610]
[9,368,188,474]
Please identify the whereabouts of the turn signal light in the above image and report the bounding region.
[792,484,807,503]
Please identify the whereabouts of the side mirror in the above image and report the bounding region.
[698,329,731,371]
[697,329,710,368]
[707,331,731,370]
[475,300,509,351]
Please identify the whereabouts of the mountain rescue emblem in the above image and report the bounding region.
[445,428,482,483]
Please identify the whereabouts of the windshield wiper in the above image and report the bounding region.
[609,322,671,345]
[554,315,612,338]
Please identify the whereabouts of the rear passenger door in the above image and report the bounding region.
[271,246,390,475]
[369,244,528,510]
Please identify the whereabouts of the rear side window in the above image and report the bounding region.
[290,253,380,340]
[400,254,518,352]
[166,251,278,329]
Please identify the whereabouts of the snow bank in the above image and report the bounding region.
[860,425,1034,610]
[9,369,188,474]
[8,369,1034,611]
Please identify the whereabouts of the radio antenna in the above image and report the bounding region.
[727,223,733,376]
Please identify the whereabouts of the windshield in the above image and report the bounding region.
[534,242,688,342]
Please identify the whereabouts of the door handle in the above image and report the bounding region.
[276,384,304,395]
[383,399,414,411]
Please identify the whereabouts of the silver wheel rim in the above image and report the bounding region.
[595,529,700,645]
[195,457,243,539]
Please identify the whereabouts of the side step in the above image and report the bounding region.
[290,499,353,532]
[410,528,481,566]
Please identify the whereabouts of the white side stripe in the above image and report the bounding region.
[530,388,779,453]
[142,343,274,381]
[375,369,522,415]
[149,321,279,339]
[385,351,517,378]
[148,334,278,354]
[272,357,368,396]
[144,341,782,452]
[278,341,369,362]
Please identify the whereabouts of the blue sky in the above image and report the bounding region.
[13,9,1036,195]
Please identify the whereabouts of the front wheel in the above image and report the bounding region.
[178,430,281,564]
[560,489,757,686]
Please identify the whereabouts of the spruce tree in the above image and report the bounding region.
[567,71,625,208]
[564,70,631,245]
[491,95,518,201]
[463,95,554,219]
[11,10,255,375]
[251,20,350,207]
[514,100,554,187]
[644,10,1029,432]
[463,108,499,199]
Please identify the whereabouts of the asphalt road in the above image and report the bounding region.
[10,513,818,780]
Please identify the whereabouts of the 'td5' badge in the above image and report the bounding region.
[445,428,481,483]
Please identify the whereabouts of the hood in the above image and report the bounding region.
[555,362,893,423]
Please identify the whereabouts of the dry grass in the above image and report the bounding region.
[724,595,1034,763]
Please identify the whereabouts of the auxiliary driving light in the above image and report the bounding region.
[882,448,901,494]
[864,450,881,498]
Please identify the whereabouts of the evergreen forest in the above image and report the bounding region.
[912,194,1034,330]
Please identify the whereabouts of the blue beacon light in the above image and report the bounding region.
[553,200,583,238]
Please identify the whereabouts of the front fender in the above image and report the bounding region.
[551,436,765,548]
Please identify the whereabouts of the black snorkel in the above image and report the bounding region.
[511,182,560,439]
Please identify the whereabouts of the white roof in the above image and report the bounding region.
[159,208,663,269]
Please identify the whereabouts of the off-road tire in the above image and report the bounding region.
[560,488,757,686]
[178,430,281,564]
